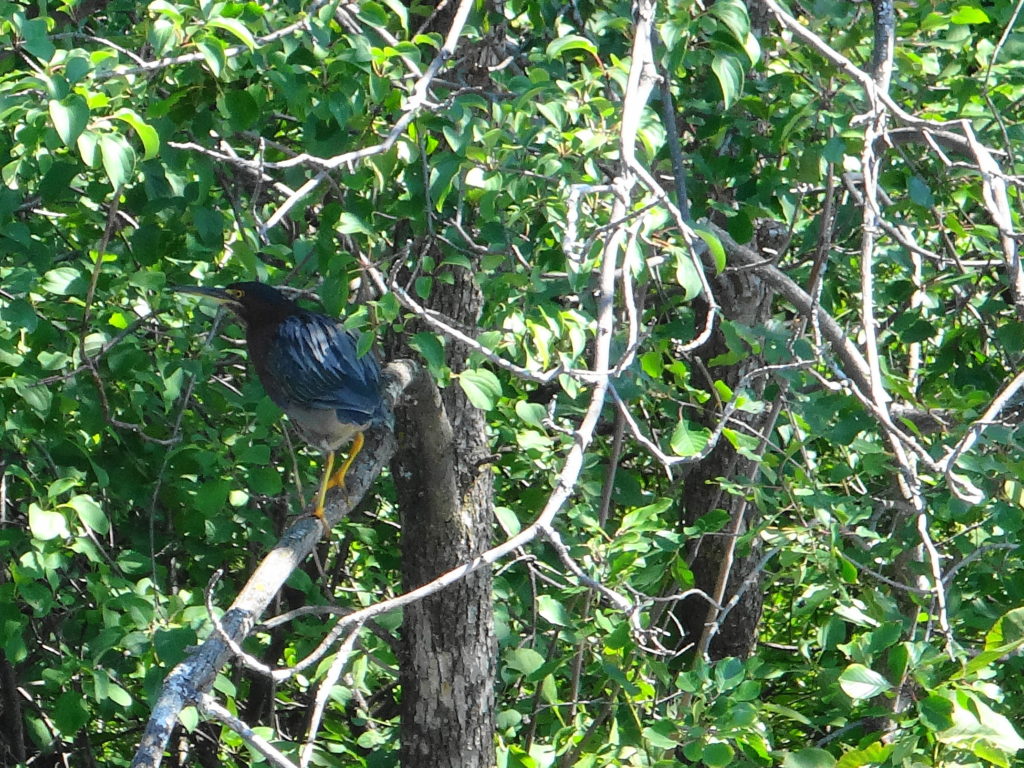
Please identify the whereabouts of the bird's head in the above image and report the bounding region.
[171,281,297,324]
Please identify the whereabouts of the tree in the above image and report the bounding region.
[2,0,1024,766]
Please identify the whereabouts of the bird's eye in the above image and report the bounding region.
[226,289,244,299]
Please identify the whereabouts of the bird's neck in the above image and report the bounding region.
[245,307,298,406]
[241,301,298,333]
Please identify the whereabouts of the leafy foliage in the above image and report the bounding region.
[2,0,1024,766]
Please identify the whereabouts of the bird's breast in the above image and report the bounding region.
[284,405,367,453]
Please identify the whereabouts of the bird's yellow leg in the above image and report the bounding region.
[313,450,336,521]
[326,431,364,491]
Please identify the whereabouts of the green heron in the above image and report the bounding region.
[172,281,386,528]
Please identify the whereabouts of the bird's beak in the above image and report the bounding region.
[169,285,240,308]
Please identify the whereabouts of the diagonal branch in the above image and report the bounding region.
[129,361,416,768]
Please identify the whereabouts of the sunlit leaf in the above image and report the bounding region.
[546,34,598,58]
[112,108,160,159]
[29,504,70,541]
[49,96,90,146]
[708,0,750,44]
[65,494,110,535]
[711,53,743,108]
[459,368,502,410]
[670,420,710,456]
[838,664,891,700]
[206,17,257,49]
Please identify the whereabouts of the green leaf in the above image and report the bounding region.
[99,133,136,188]
[783,747,837,768]
[514,401,547,429]
[669,420,710,457]
[762,703,813,725]
[938,693,1024,753]
[428,153,462,211]
[179,706,199,732]
[714,656,744,691]
[77,130,101,167]
[337,212,372,235]
[536,596,569,626]
[17,16,55,61]
[971,742,1012,768]
[206,17,257,49]
[41,266,84,295]
[693,227,726,272]
[414,276,432,299]
[103,681,133,707]
[249,467,282,495]
[908,175,935,207]
[504,647,545,676]
[708,0,750,44]
[29,504,70,541]
[408,332,445,373]
[838,664,891,700]
[918,694,954,731]
[674,250,704,300]
[495,506,521,536]
[950,6,990,24]
[154,627,198,665]
[197,37,226,76]
[546,35,598,58]
[835,743,892,768]
[356,729,388,749]
[984,606,1024,652]
[48,478,80,499]
[49,96,90,146]
[965,607,1024,675]
[703,742,735,767]
[711,54,743,108]
[220,89,259,130]
[355,331,374,360]
[539,674,557,705]
[971,696,1024,753]
[112,109,160,160]
[685,508,731,535]
[642,719,679,749]
[148,0,184,23]
[620,498,674,532]
[458,368,502,410]
[11,379,52,414]
[65,494,110,535]
[53,691,90,736]
[195,479,230,516]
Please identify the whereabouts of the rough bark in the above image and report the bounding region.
[677,256,773,660]
[389,263,496,768]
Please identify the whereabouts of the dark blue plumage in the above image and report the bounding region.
[172,280,386,527]
[267,312,385,427]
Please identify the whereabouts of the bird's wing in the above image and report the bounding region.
[268,312,383,425]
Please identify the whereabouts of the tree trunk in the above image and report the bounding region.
[389,263,496,767]
[668,0,778,661]
[677,266,772,660]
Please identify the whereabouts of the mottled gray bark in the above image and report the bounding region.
[389,264,496,768]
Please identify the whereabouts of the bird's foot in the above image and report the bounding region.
[325,432,363,492]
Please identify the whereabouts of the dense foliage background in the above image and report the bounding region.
[3,0,1024,766]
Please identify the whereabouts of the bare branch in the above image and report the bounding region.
[300,623,363,767]
[199,695,298,768]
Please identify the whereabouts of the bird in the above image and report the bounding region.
[171,281,387,530]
